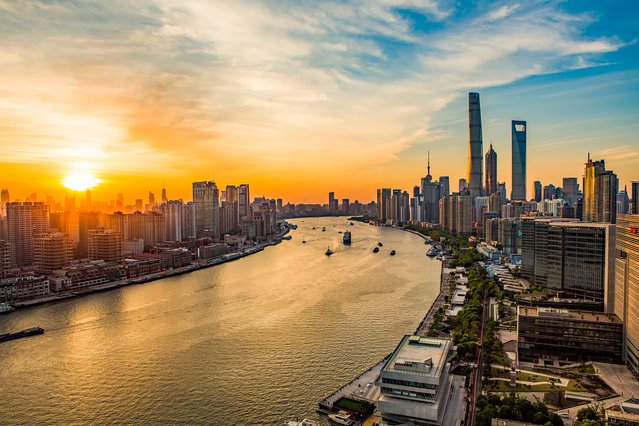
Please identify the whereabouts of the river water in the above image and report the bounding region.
[0,217,441,425]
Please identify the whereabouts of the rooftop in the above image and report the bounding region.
[518,306,621,323]
[383,335,451,378]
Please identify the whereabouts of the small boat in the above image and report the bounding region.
[373,247,380,253]
[302,240,306,244]
[322,227,326,232]
[328,412,354,426]
[325,247,333,256]
[390,250,396,256]
[378,242,383,247]
[350,222,354,225]
[312,227,316,230]
[0,303,15,314]
[338,231,342,234]
[0,327,45,343]
[285,419,320,426]
[343,230,351,245]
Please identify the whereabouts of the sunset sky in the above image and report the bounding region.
[0,0,637,204]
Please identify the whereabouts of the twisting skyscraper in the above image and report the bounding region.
[511,120,527,200]
[485,144,497,196]
[467,92,483,198]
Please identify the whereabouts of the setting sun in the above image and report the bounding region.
[62,170,101,191]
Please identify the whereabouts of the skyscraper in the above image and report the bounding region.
[562,177,580,206]
[511,120,527,200]
[632,181,639,214]
[161,187,168,204]
[583,155,618,223]
[238,184,250,223]
[467,92,483,198]
[534,181,542,202]
[439,176,450,197]
[34,232,73,274]
[617,187,630,215]
[484,144,497,196]
[458,178,467,193]
[192,181,220,238]
[421,153,440,223]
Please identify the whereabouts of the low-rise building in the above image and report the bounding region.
[160,248,192,269]
[198,243,229,260]
[517,306,623,364]
[377,335,455,425]
[607,398,639,425]
[0,274,50,302]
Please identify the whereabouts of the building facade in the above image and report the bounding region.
[467,92,483,198]
[511,120,527,201]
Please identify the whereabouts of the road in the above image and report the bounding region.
[466,288,489,426]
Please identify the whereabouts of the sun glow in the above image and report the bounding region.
[62,170,102,191]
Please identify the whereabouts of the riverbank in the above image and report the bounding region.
[317,227,447,418]
[11,226,291,310]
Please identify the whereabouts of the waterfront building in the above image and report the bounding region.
[438,176,449,197]
[517,306,623,364]
[198,243,229,260]
[467,92,484,198]
[614,215,639,377]
[341,199,350,215]
[159,248,192,269]
[0,274,50,303]
[617,187,630,215]
[534,181,542,202]
[485,144,497,196]
[377,335,455,425]
[583,156,618,223]
[6,201,50,267]
[439,193,472,235]
[328,192,338,212]
[34,232,73,274]
[193,181,220,238]
[521,218,614,309]
[219,200,238,236]
[88,228,123,262]
[511,120,527,200]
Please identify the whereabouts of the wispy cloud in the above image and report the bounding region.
[0,0,630,198]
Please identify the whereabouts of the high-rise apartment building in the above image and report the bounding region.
[583,156,618,223]
[88,228,123,262]
[484,144,497,196]
[162,200,184,242]
[78,211,100,256]
[34,232,73,274]
[614,214,639,377]
[377,188,391,223]
[511,120,527,200]
[0,240,9,277]
[467,92,483,198]
[439,193,472,235]
[6,202,49,267]
[193,181,220,238]
[542,184,556,201]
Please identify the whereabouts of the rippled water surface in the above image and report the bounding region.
[0,217,441,425]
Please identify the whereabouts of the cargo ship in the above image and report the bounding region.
[343,230,351,245]
[0,327,45,343]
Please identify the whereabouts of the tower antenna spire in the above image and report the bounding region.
[427,150,431,176]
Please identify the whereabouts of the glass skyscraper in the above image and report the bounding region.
[511,120,527,200]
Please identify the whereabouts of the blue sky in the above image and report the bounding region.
[0,0,637,201]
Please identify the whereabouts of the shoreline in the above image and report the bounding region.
[9,226,291,311]
[317,225,447,414]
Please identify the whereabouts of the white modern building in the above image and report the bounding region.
[377,335,455,425]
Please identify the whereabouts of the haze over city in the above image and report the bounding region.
[0,0,637,203]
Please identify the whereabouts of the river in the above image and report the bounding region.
[0,217,441,425]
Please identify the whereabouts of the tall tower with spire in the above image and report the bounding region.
[467,92,483,198]
[421,151,440,223]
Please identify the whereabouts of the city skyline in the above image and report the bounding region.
[0,1,637,203]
